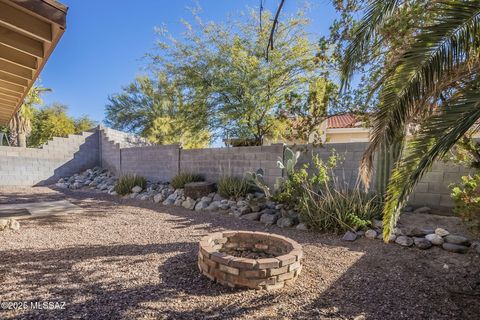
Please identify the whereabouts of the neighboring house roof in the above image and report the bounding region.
[327,114,364,129]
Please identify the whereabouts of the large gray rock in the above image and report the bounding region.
[444,235,470,246]
[238,206,251,215]
[194,200,210,211]
[387,234,397,243]
[131,185,143,193]
[277,217,294,228]
[205,201,220,212]
[442,243,469,254]
[296,223,309,231]
[395,236,414,247]
[182,197,197,210]
[162,198,175,206]
[342,231,357,241]
[414,237,432,250]
[212,193,224,202]
[406,227,434,237]
[129,193,139,199]
[260,213,279,225]
[435,228,449,237]
[425,233,444,246]
[153,193,165,203]
[365,229,377,239]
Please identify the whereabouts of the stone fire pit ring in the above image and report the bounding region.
[198,230,303,290]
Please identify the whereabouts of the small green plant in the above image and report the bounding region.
[171,172,204,189]
[217,176,250,199]
[451,173,480,235]
[114,174,147,196]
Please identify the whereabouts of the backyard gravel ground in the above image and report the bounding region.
[0,186,479,320]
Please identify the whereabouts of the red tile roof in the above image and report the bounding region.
[327,114,360,128]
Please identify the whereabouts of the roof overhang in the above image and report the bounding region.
[0,0,67,125]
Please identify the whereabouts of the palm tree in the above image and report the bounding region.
[341,0,480,239]
[9,86,49,147]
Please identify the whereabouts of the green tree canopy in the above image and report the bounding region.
[106,7,337,146]
[29,103,96,147]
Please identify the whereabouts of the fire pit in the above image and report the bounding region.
[198,231,303,290]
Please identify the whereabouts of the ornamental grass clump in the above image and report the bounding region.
[299,179,382,233]
[217,176,250,199]
[114,174,147,196]
[171,172,204,189]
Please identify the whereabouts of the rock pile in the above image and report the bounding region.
[343,219,479,255]
[55,167,306,230]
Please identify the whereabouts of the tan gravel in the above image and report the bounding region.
[0,186,479,320]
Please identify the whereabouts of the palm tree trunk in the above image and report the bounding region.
[17,132,27,147]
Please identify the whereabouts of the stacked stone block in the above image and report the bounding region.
[198,231,303,290]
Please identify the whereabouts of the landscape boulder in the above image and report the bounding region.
[395,236,414,247]
[184,182,215,200]
[425,233,444,246]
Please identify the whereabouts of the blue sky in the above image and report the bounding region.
[40,0,338,123]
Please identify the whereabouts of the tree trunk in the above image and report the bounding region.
[17,132,27,147]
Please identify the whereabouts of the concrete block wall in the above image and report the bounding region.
[121,145,180,182]
[0,124,469,209]
[99,129,122,175]
[0,131,99,186]
[410,161,471,207]
[295,143,368,190]
[179,144,284,187]
[294,142,469,208]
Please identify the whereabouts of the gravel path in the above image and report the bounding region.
[1,187,479,320]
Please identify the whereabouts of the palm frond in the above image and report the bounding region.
[340,0,400,90]
[361,1,480,187]
[382,81,480,239]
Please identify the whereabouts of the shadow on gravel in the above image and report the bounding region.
[1,241,275,320]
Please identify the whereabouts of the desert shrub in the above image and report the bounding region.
[171,172,204,189]
[273,152,339,205]
[451,173,480,236]
[248,147,381,232]
[299,180,382,233]
[114,174,147,196]
[217,176,250,199]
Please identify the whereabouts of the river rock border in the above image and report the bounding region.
[198,231,303,290]
[56,167,479,255]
